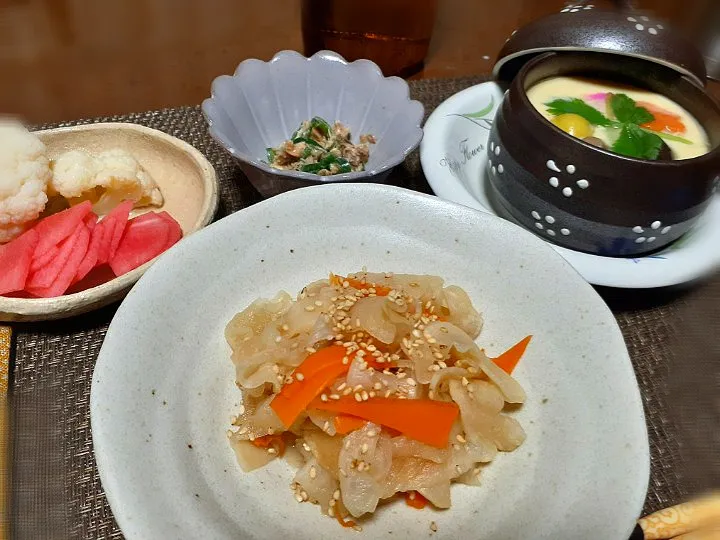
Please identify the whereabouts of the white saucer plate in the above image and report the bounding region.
[420,81,720,288]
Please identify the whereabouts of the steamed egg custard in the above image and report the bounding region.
[526,76,710,161]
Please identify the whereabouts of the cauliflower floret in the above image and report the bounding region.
[51,148,163,215]
[0,120,51,243]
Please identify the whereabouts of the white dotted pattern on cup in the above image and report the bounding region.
[531,211,570,236]
[628,16,663,35]
[633,221,671,242]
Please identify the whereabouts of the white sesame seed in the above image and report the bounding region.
[323,421,330,431]
[369,391,376,398]
[304,305,315,312]
[328,506,335,517]
[314,300,323,307]
[406,378,417,387]
[275,336,283,343]
[361,391,369,401]
[361,443,369,454]
[462,376,469,386]
[343,387,353,395]
[305,347,317,354]
[302,442,311,451]
[282,324,290,331]
[330,394,340,400]
[373,382,382,390]
[343,281,350,288]
[310,466,317,479]
[357,461,366,471]
[367,344,377,352]
[440,326,448,333]
[238,426,248,435]
[456,434,466,443]
[337,382,347,391]
[321,394,329,402]
[340,469,348,477]
[433,352,444,360]
[295,494,304,503]
[295,372,305,381]
[342,357,349,365]
[438,361,448,369]
[267,447,277,455]
[385,390,393,398]
[412,329,422,338]
[367,430,377,438]
[333,489,341,500]
[354,393,363,402]
[356,349,366,357]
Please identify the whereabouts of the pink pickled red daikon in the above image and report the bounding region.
[0,229,39,295]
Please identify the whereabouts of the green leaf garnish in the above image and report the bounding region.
[609,93,655,125]
[545,98,613,127]
[611,123,663,160]
[266,147,276,163]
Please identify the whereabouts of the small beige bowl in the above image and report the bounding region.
[0,122,218,322]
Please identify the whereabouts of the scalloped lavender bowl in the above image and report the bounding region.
[202,50,424,197]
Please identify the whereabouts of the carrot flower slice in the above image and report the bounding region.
[270,345,350,427]
[493,335,532,375]
[311,396,459,448]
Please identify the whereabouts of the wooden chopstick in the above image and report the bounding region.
[638,492,720,539]
[0,325,10,540]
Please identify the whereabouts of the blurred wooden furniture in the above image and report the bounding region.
[0,0,718,123]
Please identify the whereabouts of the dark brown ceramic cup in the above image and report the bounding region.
[487,52,720,256]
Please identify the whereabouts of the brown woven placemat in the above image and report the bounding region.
[9,77,720,539]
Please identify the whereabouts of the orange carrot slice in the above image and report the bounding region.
[251,434,286,456]
[493,335,532,375]
[311,397,459,448]
[638,102,686,134]
[335,511,357,529]
[333,414,367,434]
[270,345,350,427]
[404,491,428,509]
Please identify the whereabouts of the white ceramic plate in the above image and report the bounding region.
[420,82,720,288]
[91,184,648,540]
